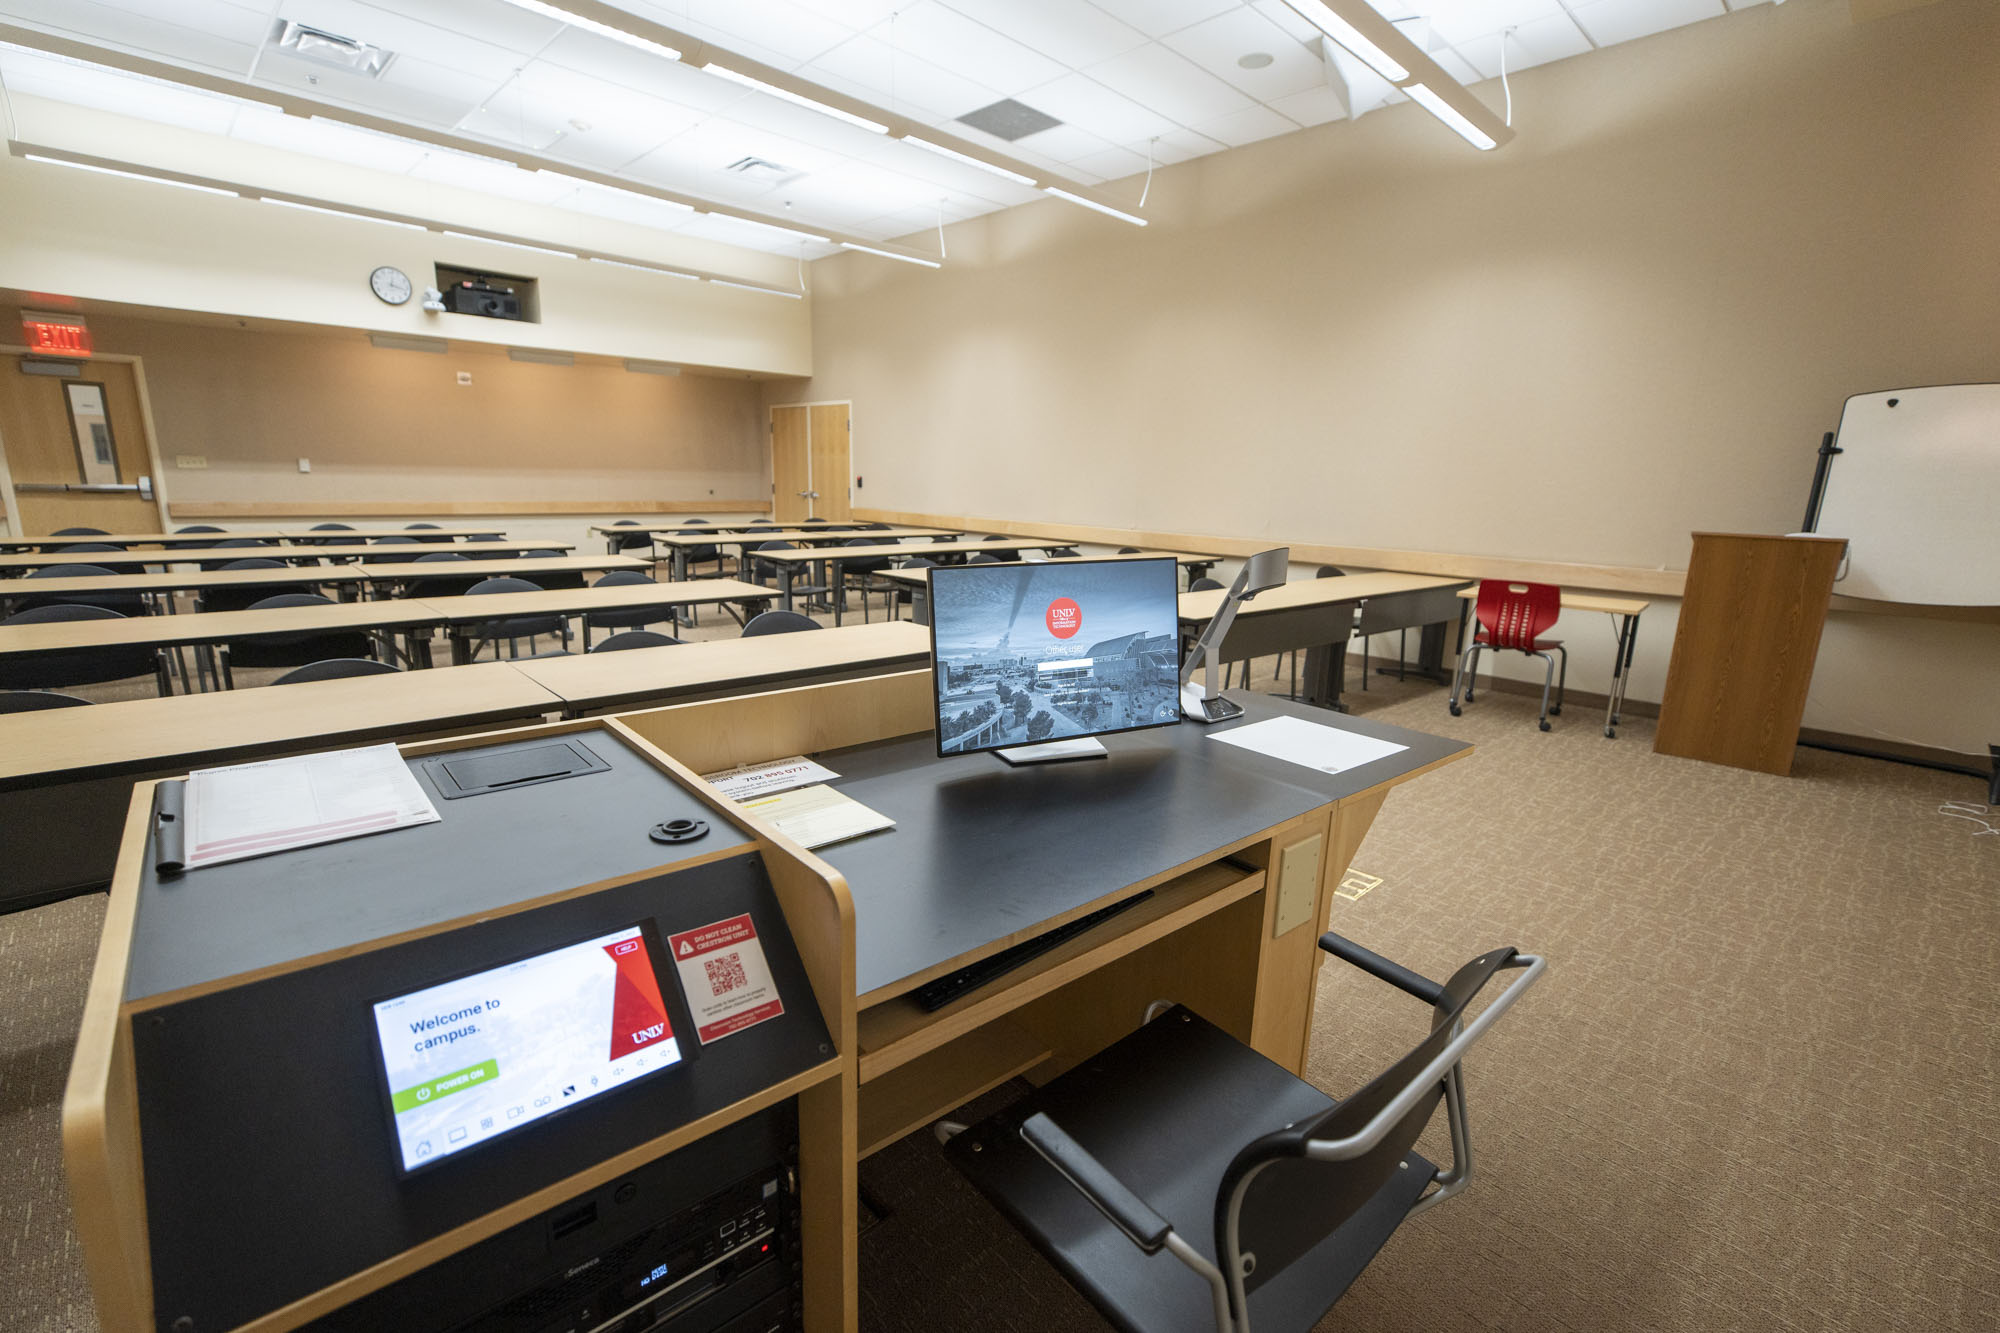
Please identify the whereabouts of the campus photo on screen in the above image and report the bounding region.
[930,559,1182,754]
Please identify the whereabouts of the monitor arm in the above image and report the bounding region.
[1180,548,1289,723]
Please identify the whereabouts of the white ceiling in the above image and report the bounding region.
[0,0,1776,260]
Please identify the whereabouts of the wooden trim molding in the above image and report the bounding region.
[170,500,772,518]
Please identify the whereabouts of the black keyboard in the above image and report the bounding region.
[910,891,1156,1013]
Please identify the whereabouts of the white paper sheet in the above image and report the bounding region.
[737,784,894,850]
[1208,715,1408,776]
[183,743,440,868]
[701,755,840,801]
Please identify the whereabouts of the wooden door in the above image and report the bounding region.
[771,404,812,523]
[808,404,851,521]
[0,357,163,534]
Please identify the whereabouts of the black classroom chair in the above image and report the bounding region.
[942,934,1545,1333]
[404,523,450,543]
[833,537,896,625]
[217,593,380,688]
[12,564,147,616]
[197,558,311,614]
[740,610,821,637]
[404,551,479,599]
[272,658,402,686]
[0,689,92,713]
[0,605,170,695]
[589,630,682,652]
[365,535,427,563]
[464,576,567,659]
[581,571,672,649]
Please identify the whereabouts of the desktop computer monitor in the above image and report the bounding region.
[928,557,1183,760]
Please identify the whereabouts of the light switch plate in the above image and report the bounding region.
[1274,834,1323,938]
[175,455,207,469]
[297,458,311,473]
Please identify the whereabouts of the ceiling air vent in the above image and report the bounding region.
[955,99,1062,142]
[272,20,394,78]
[724,157,802,185]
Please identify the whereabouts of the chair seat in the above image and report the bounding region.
[946,1007,1433,1333]
[1472,630,1563,652]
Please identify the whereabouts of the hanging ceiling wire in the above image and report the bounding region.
[1139,137,1157,208]
[1500,28,1516,127]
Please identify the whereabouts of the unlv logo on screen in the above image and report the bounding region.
[1045,597,1081,639]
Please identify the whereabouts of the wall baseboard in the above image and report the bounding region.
[170,500,772,518]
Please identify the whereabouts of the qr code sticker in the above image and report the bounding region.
[704,952,748,996]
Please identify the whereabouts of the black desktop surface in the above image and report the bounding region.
[812,691,1466,998]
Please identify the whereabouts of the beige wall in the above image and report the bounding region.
[787,0,2000,757]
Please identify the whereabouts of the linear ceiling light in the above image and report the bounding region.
[1042,186,1146,227]
[494,0,680,60]
[1401,83,1497,151]
[624,359,682,376]
[441,229,577,259]
[261,196,427,230]
[588,256,699,280]
[25,153,239,196]
[838,241,942,269]
[701,63,888,134]
[1281,0,1410,82]
[368,333,448,353]
[899,135,1037,187]
[708,278,804,299]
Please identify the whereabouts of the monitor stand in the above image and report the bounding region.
[1180,683,1244,724]
[994,737,1108,766]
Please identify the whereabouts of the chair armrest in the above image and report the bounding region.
[1317,931,1445,1006]
[1019,1113,1172,1255]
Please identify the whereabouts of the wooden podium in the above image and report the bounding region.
[1655,533,1847,776]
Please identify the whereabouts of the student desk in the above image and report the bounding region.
[645,527,967,581]
[1453,586,1649,739]
[514,620,930,715]
[1178,574,1473,712]
[592,521,960,553]
[882,552,1220,624]
[749,540,1077,612]
[0,541,576,573]
[424,579,774,661]
[0,527,509,550]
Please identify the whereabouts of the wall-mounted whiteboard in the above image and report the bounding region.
[1815,384,2000,606]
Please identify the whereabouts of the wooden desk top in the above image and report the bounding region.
[1179,573,1469,622]
[0,527,509,548]
[419,579,772,624]
[594,522,957,538]
[1453,585,1651,618]
[650,526,961,547]
[877,552,1208,586]
[0,541,574,571]
[516,620,930,710]
[753,538,1069,563]
[0,662,560,788]
[2,555,650,598]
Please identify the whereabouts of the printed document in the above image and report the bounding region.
[184,743,440,869]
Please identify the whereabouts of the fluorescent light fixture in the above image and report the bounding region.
[494,0,680,60]
[368,333,448,354]
[1401,83,1498,151]
[507,346,574,366]
[624,359,682,376]
[900,136,1036,187]
[701,63,888,134]
[260,197,427,230]
[708,278,805,300]
[25,154,239,197]
[589,256,700,280]
[1042,186,1147,228]
[441,230,577,260]
[1281,0,1410,82]
[838,242,942,269]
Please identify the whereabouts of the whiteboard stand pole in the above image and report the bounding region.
[1801,430,1842,533]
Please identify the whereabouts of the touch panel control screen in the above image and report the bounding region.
[372,925,684,1172]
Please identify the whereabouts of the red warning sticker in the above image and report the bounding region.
[1045,597,1081,639]
[667,914,785,1044]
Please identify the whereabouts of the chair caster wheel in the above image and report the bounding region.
[1464,691,1476,704]
[1550,706,1562,716]
[1448,703,1462,716]
[1604,729,1617,739]
[1539,720,1551,732]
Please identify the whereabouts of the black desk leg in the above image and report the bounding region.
[409,628,435,670]
[1300,641,1350,713]
[833,566,847,627]
[779,565,796,613]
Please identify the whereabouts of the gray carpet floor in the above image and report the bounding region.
[4,629,1995,1332]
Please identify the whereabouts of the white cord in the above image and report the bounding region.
[936,199,947,260]
[1499,28,1515,128]
[1139,137,1156,208]
[1938,802,1999,837]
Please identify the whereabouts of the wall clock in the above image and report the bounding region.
[370,265,413,305]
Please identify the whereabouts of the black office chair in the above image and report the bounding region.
[1117,547,1143,554]
[741,610,821,637]
[303,522,356,547]
[404,522,450,543]
[49,541,126,555]
[606,519,652,554]
[197,558,311,614]
[0,605,170,696]
[14,563,148,616]
[464,576,567,658]
[366,534,427,564]
[968,553,1005,564]
[581,570,672,649]
[892,557,936,618]
[405,551,479,599]
[167,525,227,550]
[590,630,682,652]
[679,519,729,582]
[218,593,381,687]
[748,541,830,610]
[980,535,1021,561]
[0,689,92,713]
[51,526,110,536]
[197,537,282,572]
[832,537,896,626]
[942,934,1544,1333]
[273,658,402,686]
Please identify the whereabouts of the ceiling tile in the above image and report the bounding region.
[553,180,696,231]
[654,0,860,67]
[933,0,1150,69]
[0,47,246,132]
[864,1,1069,97]
[1266,81,1349,127]
[0,0,266,73]
[1567,0,1727,48]
[1414,0,1568,48]
[1067,143,1152,182]
[270,0,527,84]
[1083,40,1259,130]
[1021,71,1184,145]
[1084,0,1241,40]
[1137,125,1229,164]
[1452,15,1593,79]
[227,108,434,172]
[346,0,564,56]
[1162,6,1330,102]
[1192,101,1298,146]
[803,32,1002,122]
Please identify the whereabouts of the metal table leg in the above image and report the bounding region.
[779,564,797,613]
[1604,612,1640,739]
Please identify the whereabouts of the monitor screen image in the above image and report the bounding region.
[371,923,685,1173]
[928,557,1183,757]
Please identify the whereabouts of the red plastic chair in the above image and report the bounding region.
[1449,580,1567,730]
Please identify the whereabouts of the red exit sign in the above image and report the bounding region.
[22,312,91,358]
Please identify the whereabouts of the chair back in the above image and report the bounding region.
[593,570,654,588]
[608,520,652,552]
[200,537,278,571]
[18,564,146,615]
[1220,948,1521,1306]
[52,542,124,554]
[201,559,311,613]
[469,576,543,597]
[404,523,450,544]
[741,610,821,637]
[1474,580,1560,651]
[1190,577,1224,591]
[0,604,159,689]
[838,536,890,574]
[175,526,226,533]
[366,535,425,563]
[1316,565,1345,578]
[273,658,401,686]
[224,593,374,668]
[0,690,92,713]
[591,630,681,652]
[52,527,109,536]
[406,551,478,598]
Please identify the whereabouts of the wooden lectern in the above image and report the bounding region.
[1655,533,1847,776]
